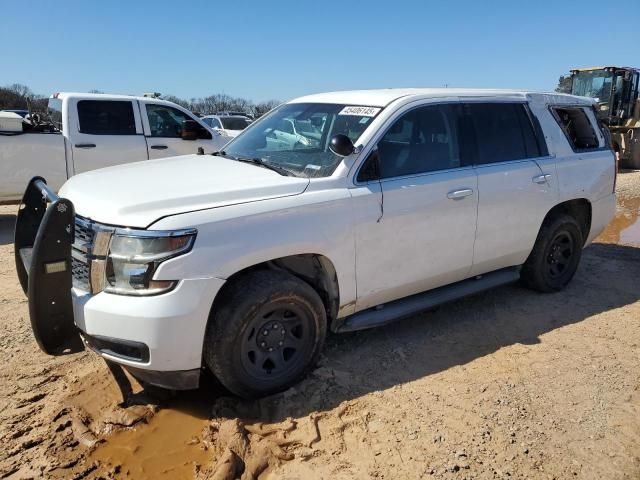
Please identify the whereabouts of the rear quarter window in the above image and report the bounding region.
[550,106,600,152]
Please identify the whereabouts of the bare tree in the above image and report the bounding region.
[1,83,280,118]
[252,100,280,118]
[555,74,572,94]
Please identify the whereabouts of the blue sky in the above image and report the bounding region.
[2,0,638,102]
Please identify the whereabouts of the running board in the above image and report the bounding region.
[335,267,521,333]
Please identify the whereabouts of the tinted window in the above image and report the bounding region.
[220,117,251,130]
[77,100,136,135]
[147,104,197,138]
[377,104,460,178]
[464,103,539,164]
[551,107,600,151]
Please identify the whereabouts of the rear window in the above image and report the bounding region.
[463,103,541,165]
[47,98,63,131]
[551,106,600,152]
[77,100,136,135]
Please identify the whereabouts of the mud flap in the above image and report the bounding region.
[14,177,84,355]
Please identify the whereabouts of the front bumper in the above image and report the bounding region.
[72,277,225,373]
[15,177,226,390]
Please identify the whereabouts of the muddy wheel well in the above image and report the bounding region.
[213,254,340,326]
[543,199,592,245]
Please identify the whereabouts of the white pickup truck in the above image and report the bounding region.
[15,88,616,399]
[0,92,231,202]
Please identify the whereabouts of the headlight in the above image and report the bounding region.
[105,229,196,296]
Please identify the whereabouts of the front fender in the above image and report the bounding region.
[151,190,357,315]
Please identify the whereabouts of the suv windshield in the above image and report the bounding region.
[220,117,251,130]
[223,103,381,178]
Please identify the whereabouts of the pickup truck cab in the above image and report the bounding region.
[0,92,231,202]
[15,88,616,399]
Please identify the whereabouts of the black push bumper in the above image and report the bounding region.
[14,177,83,354]
[14,178,201,390]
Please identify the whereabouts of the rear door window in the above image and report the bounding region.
[550,106,600,152]
[77,100,136,135]
[463,103,541,164]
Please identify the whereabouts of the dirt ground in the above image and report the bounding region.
[1,172,639,480]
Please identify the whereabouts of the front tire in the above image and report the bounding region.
[521,214,584,292]
[204,269,327,399]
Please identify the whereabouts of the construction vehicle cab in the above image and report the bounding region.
[570,66,640,169]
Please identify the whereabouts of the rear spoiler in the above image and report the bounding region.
[14,177,79,354]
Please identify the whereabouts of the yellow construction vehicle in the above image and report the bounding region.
[570,66,640,169]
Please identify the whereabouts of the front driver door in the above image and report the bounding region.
[142,102,227,158]
[353,102,479,310]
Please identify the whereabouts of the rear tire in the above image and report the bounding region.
[204,269,327,399]
[521,214,583,293]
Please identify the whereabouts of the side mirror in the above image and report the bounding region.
[329,134,355,157]
[181,120,199,141]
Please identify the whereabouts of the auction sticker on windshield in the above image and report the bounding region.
[338,106,381,116]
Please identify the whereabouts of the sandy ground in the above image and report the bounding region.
[1,172,639,480]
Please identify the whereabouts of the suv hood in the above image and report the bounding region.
[59,154,310,228]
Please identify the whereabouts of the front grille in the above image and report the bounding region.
[71,256,90,290]
[72,217,95,291]
[74,219,95,249]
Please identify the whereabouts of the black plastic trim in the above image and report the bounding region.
[82,333,150,363]
[125,365,201,390]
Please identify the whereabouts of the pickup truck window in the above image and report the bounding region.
[147,104,197,138]
[47,98,63,131]
[77,100,136,135]
[378,104,461,178]
[223,103,382,178]
[220,117,251,130]
[463,103,541,165]
[550,106,600,152]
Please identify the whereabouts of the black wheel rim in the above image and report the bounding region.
[546,230,575,279]
[239,302,314,382]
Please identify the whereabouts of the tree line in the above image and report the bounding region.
[0,84,281,118]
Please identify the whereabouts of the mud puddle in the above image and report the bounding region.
[89,396,211,479]
[597,194,640,245]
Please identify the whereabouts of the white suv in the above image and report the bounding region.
[15,89,616,398]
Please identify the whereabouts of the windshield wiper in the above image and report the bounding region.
[228,155,299,177]
[212,151,300,177]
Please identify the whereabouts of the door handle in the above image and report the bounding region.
[447,188,474,199]
[150,145,168,150]
[532,174,552,184]
[74,143,96,149]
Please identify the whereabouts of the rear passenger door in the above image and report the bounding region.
[353,102,479,310]
[464,102,558,276]
[68,99,148,174]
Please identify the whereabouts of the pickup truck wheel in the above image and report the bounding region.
[521,214,583,292]
[205,269,327,399]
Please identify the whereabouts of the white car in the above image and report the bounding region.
[201,114,252,138]
[0,92,232,202]
[16,88,616,398]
